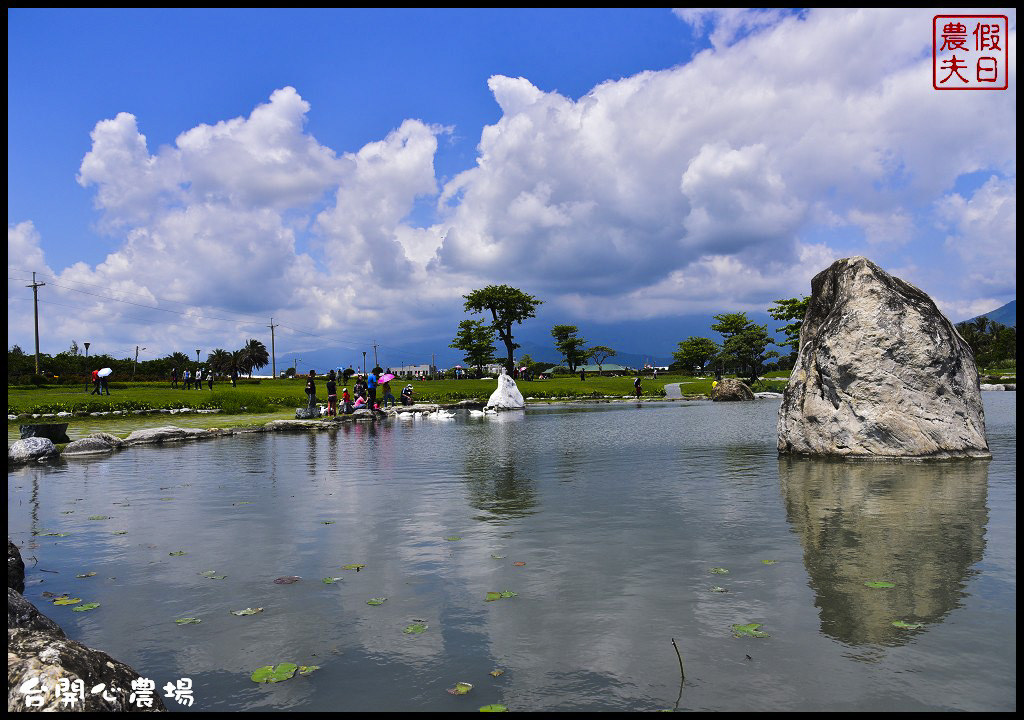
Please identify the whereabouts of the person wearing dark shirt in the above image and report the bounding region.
[326,371,338,416]
[305,370,317,411]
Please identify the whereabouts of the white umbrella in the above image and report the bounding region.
[98,368,113,378]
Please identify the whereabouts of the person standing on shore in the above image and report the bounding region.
[91,369,101,395]
[367,367,380,409]
[326,370,338,416]
[305,370,317,410]
[633,376,642,399]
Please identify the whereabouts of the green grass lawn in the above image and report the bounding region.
[8,373,792,418]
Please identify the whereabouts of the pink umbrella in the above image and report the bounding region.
[378,373,395,384]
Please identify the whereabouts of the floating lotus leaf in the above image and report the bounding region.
[322,577,343,584]
[298,665,320,676]
[88,515,110,520]
[485,592,502,602]
[233,501,252,505]
[53,596,82,606]
[160,498,173,501]
[250,663,298,683]
[731,623,770,638]
[710,567,729,574]
[489,669,504,677]
[76,572,97,578]
[198,570,226,579]
[403,623,428,634]
[113,530,128,535]
[274,576,302,584]
[479,705,508,712]
[445,536,462,541]
[175,617,201,624]
[61,511,74,515]
[491,555,506,559]
[891,620,924,629]
[34,531,69,537]
[512,562,526,567]
[341,564,365,571]
[499,591,517,598]
[230,607,264,616]
[367,598,387,606]
[710,586,729,593]
[447,682,473,695]
[169,551,187,556]
[761,560,777,565]
[864,581,896,589]
[73,602,100,612]
[321,521,335,525]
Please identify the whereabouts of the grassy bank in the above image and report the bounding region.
[8,374,792,419]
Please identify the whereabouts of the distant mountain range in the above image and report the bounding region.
[969,300,1016,327]
[513,340,673,370]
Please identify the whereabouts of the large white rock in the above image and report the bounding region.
[8,437,58,464]
[485,369,525,410]
[778,257,989,459]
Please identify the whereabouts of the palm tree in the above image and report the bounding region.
[206,349,232,378]
[239,339,270,378]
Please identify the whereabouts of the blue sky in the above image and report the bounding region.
[8,9,1017,370]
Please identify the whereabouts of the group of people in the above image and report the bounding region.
[170,367,220,390]
[305,367,418,416]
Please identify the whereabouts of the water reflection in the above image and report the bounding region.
[778,457,989,647]
[459,411,539,522]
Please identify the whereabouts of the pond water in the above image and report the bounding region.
[7,395,1016,712]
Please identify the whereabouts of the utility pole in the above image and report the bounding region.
[26,272,46,374]
[267,317,278,379]
[362,351,366,375]
[133,346,146,380]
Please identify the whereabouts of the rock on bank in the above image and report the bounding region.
[778,256,990,459]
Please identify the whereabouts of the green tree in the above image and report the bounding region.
[672,337,720,375]
[463,285,543,375]
[450,319,498,376]
[588,345,616,374]
[711,312,778,383]
[239,338,270,378]
[551,325,590,373]
[768,296,809,365]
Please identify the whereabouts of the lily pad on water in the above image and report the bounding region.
[169,551,187,556]
[367,598,387,606]
[403,623,428,634]
[53,596,82,606]
[175,617,202,625]
[321,521,336,525]
[490,555,506,560]
[761,560,777,565]
[322,577,343,584]
[489,669,504,677]
[231,607,264,616]
[274,576,302,584]
[710,586,729,593]
[864,581,896,589]
[479,705,508,712]
[445,536,462,542]
[447,682,473,695]
[512,562,526,567]
[341,564,365,571]
[891,620,924,630]
[298,665,320,676]
[251,663,298,683]
[76,572,97,578]
[73,602,100,612]
[88,515,110,520]
[485,590,517,602]
[731,623,770,638]
[34,531,70,537]
[710,567,729,574]
[113,530,128,535]
[198,570,226,579]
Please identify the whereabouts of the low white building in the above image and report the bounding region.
[391,364,437,378]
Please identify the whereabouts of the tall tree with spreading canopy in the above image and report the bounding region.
[672,337,720,375]
[463,285,543,375]
[588,345,616,374]
[711,312,778,383]
[551,325,590,373]
[450,319,498,377]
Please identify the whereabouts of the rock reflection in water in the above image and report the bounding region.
[778,457,988,647]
